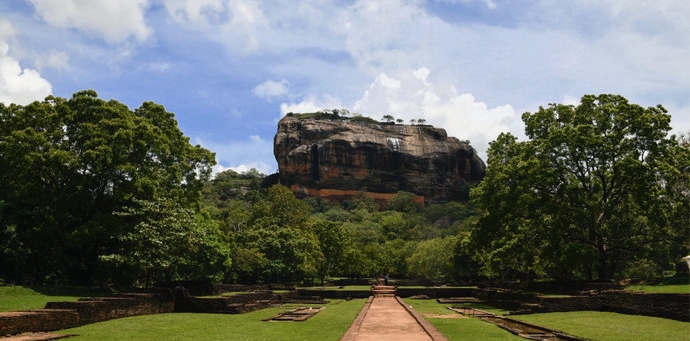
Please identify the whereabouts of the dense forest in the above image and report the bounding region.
[1,91,688,287]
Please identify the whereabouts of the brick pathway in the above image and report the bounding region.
[340,296,450,341]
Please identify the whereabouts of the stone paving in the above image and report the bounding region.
[340,285,450,341]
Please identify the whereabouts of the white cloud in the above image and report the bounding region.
[163,0,267,53]
[0,20,52,105]
[279,94,344,115]
[27,0,151,43]
[211,161,272,177]
[0,19,16,42]
[195,134,277,175]
[436,0,497,9]
[253,79,289,101]
[354,67,519,160]
[34,50,70,71]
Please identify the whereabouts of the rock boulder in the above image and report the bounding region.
[273,114,485,203]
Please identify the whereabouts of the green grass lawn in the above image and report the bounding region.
[5,285,688,341]
[57,299,365,341]
[625,283,690,293]
[0,286,109,311]
[405,298,690,341]
[297,285,372,291]
[402,298,524,341]
[515,311,690,341]
[428,317,526,341]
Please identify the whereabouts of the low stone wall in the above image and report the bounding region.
[297,287,478,299]
[397,287,477,298]
[1,292,174,336]
[174,291,289,314]
[488,281,623,294]
[0,309,79,336]
[535,291,690,322]
[296,289,371,299]
[215,283,296,293]
[46,293,174,324]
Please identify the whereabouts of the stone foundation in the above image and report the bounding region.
[0,310,79,336]
[174,290,290,314]
[0,292,174,336]
[533,291,690,322]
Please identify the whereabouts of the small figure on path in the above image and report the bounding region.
[384,274,389,285]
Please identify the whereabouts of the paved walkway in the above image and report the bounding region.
[340,296,449,341]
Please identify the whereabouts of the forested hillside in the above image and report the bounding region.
[201,170,481,284]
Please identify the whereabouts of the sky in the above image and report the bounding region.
[1,0,689,175]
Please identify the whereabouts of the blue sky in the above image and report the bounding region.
[1,0,689,175]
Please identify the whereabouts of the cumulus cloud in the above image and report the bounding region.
[163,0,267,53]
[34,50,70,71]
[253,79,289,101]
[195,134,276,176]
[437,0,497,9]
[0,20,52,105]
[354,67,519,160]
[279,94,344,116]
[27,0,151,43]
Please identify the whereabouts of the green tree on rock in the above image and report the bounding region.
[471,94,689,280]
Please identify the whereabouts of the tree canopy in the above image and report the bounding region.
[470,94,690,280]
[0,90,216,285]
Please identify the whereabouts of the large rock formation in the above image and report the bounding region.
[273,113,486,203]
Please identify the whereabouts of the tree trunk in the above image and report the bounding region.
[597,245,610,280]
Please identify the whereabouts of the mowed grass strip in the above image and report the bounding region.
[0,286,108,311]
[58,299,365,341]
[625,283,690,293]
[404,298,690,341]
[515,311,690,341]
[428,317,526,341]
[402,298,524,341]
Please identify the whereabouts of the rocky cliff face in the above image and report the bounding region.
[273,114,486,203]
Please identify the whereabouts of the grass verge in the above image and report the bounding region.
[515,311,690,341]
[404,298,690,341]
[297,285,372,291]
[402,298,524,341]
[58,299,365,341]
[624,284,690,293]
[0,286,109,312]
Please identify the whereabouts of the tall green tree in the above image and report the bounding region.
[407,236,457,281]
[313,220,348,284]
[471,94,688,280]
[100,198,231,287]
[236,185,320,282]
[0,90,216,285]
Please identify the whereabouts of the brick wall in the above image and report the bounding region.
[0,309,80,336]
[46,293,174,324]
[1,292,174,336]
[174,291,281,314]
[536,291,690,322]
